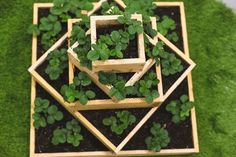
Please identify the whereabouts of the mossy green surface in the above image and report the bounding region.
[0,0,236,157]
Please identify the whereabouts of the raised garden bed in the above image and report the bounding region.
[28,1,199,157]
[90,14,145,73]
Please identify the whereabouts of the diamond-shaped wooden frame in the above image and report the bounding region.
[67,17,164,110]
[29,1,199,157]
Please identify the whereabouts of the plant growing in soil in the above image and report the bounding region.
[136,72,160,103]
[123,0,157,23]
[52,119,83,147]
[39,15,62,50]
[145,122,170,151]
[98,71,160,103]
[33,98,64,129]
[146,41,183,77]
[45,48,68,80]
[50,0,94,21]
[160,51,184,76]
[101,1,123,15]
[87,13,143,61]
[157,15,179,42]
[70,23,92,69]
[166,95,194,124]
[98,71,137,101]
[103,110,136,135]
[60,72,96,104]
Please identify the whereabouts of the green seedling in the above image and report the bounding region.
[136,72,160,103]
[33,98,63,129]
[52,119,83,147]
[103,110,136,135]
[145,122,170,151]
[166,95,194,123]
[45,48,68,80]
[60,72,95,104]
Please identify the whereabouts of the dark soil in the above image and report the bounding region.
[37,8,68,59]
[36,41,69,92]
[161,46,190,94]
[154,6,184,51]
[97,24,138,59]
[74,69,110,100]
[124,79,193,150]
[80,108,150,146]
[34,6,194,153]
[35,84,108,153]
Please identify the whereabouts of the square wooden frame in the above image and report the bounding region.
[67,18,164,110]
[90,14,146,73]
[29,1,199,157]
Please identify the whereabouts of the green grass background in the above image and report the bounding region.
[0,0,236,157]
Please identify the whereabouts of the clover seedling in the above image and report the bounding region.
[50,0,93,21]
[136,72,160,103]
[118,13,143,35]
[157,15,179,42]
[123,0,156,23]
[39,15,62,50]
[101,1,123,15]
[33,98,64,129]
[98,71,137,101]
[146,41,165,64]
[87,43,110,61]
[52,119,83,147]
[166,95,194,124]
[60,72,96,104]
[145,122,170,151]
[45,48,68,80]
[70,23,92,69]
[103,110,136,135]
[160,52,184,76]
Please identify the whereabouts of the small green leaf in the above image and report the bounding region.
[54,111,63,121]
[85,90,96,99]
[87,50,99,61]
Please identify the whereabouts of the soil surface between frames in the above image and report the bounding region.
[34,6,194,153]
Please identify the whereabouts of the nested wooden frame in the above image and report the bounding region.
[67,18,164,110]
[28,2,163,155]
[90,14,146,73]
[29,1,199,157]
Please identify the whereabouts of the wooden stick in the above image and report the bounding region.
[179,3,199,152]
[28,33,69,72]
[33,148,197,157]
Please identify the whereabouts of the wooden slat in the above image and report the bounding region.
[114,0,127,9]
[179,2,199,152]
[90,14,145,72]
[87,0,107,16]
[125,59,155,86]
[34,148,197,157]
[154,2,183,7]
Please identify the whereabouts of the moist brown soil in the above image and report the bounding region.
[34,6,194,153]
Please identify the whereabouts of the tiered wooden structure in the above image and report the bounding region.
[29,1,199,157]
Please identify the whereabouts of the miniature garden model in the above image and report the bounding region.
[28,0,199,157]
